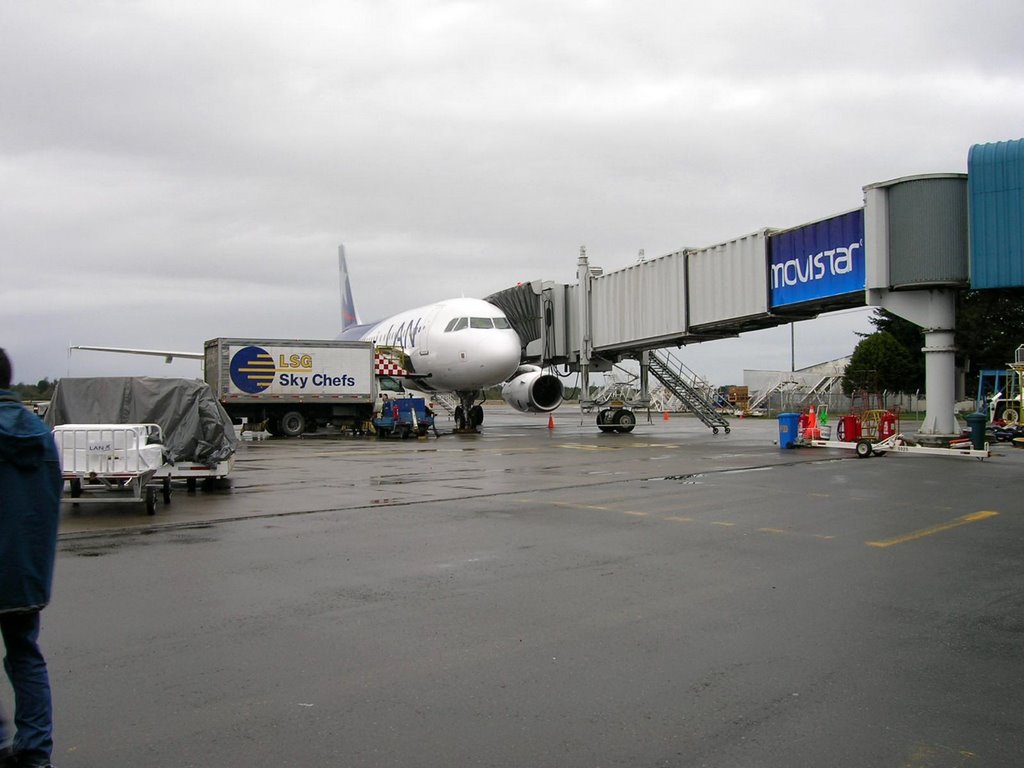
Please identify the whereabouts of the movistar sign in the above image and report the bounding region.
[769,208,865,308]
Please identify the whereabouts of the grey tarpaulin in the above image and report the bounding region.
[45,377,237,465]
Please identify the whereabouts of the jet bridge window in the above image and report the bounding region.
[444,317,469,332]
[470,317,494,329]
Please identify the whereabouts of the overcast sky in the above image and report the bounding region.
[3,1,1022,387]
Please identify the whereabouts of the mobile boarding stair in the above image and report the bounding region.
[53,424,171,515]
[649,350,731,434]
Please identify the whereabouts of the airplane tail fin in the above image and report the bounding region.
[339,244,359,332]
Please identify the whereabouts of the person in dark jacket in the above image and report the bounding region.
[0,349,62,768]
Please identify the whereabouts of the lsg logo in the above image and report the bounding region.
[771,241,861,288]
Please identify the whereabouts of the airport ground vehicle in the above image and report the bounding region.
[205,338,401,437]
[46,377,237,493]
[54,423,168,514]
[373,397,435,438]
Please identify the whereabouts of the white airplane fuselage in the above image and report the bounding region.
[341,297,521,394]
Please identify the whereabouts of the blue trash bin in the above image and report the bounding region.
[778,413,801,449]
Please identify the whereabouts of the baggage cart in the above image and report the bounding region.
[54,424,170,514]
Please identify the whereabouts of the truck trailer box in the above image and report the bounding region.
[204,338,378,436]
[205,338,376,402]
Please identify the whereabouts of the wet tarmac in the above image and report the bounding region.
[11,408,1024,767]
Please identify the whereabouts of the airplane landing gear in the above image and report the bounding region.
[455,392,485,431]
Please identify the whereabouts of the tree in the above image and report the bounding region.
[842,332,918,399]
[865,309,925,391]
[955,288,1024,385]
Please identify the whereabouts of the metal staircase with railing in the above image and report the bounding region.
[648,350,731,434]
[796,375,842,405]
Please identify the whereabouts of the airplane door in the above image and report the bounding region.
[415,305,443,357]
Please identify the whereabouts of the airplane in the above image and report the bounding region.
[70,245,565,432]
[335,245,563,430]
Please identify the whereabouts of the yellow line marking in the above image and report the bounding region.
[759,527,787,534]
[814,535,835,541]
[866,511,999,549]
[552,501,610,511]
[664,516,694,523]
[623,511,648,517]
[556,444,616,451]
[711,521,735,528]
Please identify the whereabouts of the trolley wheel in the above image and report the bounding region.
[724,427,731,434]
[855,439,873,458]
[712,427,719,435]
[145,486,157,515]
[162,477,172,504]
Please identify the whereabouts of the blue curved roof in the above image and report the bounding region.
[969,138,1024,288]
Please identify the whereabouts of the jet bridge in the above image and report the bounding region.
[487,138,1024,439]
[488,219,863,433]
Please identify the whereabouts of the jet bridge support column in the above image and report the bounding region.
[866,288,958,437]
[577,246,593,409]
[864,177,970,441]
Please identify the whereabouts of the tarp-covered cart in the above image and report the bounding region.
[46,377,238,511]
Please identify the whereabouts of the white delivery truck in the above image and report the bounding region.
[204,338,398,437]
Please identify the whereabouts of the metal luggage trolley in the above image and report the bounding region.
[53,424,170,515]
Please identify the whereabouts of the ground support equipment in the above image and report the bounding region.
[373,397,435,439]
[806,433,990,460]
[54,424,170,515]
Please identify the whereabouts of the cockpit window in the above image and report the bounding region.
[444,318,459,333]
[444,317,468,332]
[493,317,511,329]
[470,317,494,329]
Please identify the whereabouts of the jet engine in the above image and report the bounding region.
[501,365,563,413]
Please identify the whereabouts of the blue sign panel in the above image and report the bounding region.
[769,208,865,308]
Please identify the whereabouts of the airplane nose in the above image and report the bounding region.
[485,331,522,380]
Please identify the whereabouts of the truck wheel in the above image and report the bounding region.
[470,405,484,427]
[70,478,83,498]
[145,486,157,515]
[279,410,307,437]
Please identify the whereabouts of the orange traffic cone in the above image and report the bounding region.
[663,410,670,421]
[547,414,555,430]
[803,405,820,440]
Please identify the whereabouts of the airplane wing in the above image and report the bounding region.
[70,345,204,363]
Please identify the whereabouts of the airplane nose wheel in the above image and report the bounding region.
[454,396,485,431]
[470,404,484,427]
